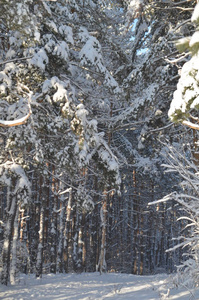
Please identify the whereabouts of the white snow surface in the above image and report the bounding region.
[189,31,199,47]
[192,2,199,23]
[1,272,199,300]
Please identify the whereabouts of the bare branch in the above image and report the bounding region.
[0,56,33,66]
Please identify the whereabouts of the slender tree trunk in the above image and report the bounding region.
[192,129,199,165]
[28,172,38,274]
[63,188,72,272]
[36,207,44,278]
[97,192,107,274]
[44,163,50,249]
[57,194,66,273]
[92,176,99,271]
[77,211,86,272]
[132,169,138,274]
[50,166,58,274]
[19,209,24,242]
[73,210,78,272]
[50,213,57,273]
[10,206,19,285]
[19,208,29,274]
[35,176,44,278]
[1,188,18,285]
[0,186,4,242]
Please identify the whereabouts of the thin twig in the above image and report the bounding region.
[70,62,104,77]
[0,56,33,66]
[165,52,190,64]
[147,122,174,134]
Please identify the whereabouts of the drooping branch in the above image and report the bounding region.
[0,101,32,127]
[0,112,31,127]
[182,120,199,130]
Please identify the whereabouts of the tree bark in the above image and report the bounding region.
[63,188,72,272]
[36,207,44,278]
[10,206,19,285]
[1,189,18,285]
[57,194,66,273]
[97,192,107,274]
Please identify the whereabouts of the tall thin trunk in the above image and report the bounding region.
[97,192,107,274]
[10,206,19,285]
[0,186,4,241]
[36,207,44,278]
[97,103,112,274]
[93,177,100,271]
[57,193,66,273]
[19,209,24,242]
[36,176,44,278]
[44,163,50,249]
[19,209,28,274]
[73,211,78,272]
[1,188,18,285]
[192,129,199,165]
[28,171,38,274]
[77,211,86,272]
[50,166,58,274]
[63,188,72,272]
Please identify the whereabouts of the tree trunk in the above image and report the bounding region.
[1,189,18,285]
[36,207,44,278]
[57,193,66,273]
[50,166,58,274]
[10,206,19,285]
[63,188,72,272]
[97,192,107,274]
[77,212,86,272]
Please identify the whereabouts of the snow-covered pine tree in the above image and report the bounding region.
[0,0,125,282]
[165,1,199,287]
[107,0,195,274]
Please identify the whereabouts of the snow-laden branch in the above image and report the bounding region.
[0,99,32,127]
[148,192,176,206]
[0,111,31,127]
[164,52,190,64]
[182,120,199,130]
[58,187,72,195]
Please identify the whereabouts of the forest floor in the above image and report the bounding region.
[0,272,198,300]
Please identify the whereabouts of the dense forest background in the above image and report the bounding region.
[1,0,199,288]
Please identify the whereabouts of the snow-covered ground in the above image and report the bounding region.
[0,272,198,300]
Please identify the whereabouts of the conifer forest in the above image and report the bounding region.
[1,0,199,289]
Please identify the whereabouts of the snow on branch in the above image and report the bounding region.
[148,192,176,206]
[182,120,199,130]
[0,111,31,127]
[0,98,32,127]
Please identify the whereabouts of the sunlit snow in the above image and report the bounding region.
[192,2,199,23]
[1,272,198,300]
[189,31,199,47]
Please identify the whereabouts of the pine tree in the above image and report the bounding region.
[165,2,199,287]
[0,0,124,283]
